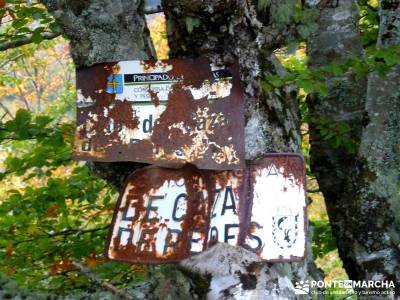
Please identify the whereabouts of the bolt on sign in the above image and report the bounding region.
[106,154,306,263]
[73,58,245,170]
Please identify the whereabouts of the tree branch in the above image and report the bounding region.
[47,225,110,238]
[0,102,13,119]
[0,31,61,52]
[0,226,110,249]
[73,262,137,300]
[0,54,24,68]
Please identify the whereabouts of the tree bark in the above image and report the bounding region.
[162,0,321,298]
[41,0,322,298]
[308,0,400,293]
[355,0,400,289]
[40,0,155,68]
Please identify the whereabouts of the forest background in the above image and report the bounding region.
[0,0,398,298]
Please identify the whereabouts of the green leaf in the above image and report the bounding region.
[311,220,337,258]
[35,115,53,128]
[31,29,44,44]
[12,18,29,29]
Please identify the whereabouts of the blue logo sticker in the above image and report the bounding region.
[106,74,123,94]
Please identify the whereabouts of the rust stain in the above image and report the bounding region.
[108,100,140,130]
[148,86,160,107]
[245,154,307,262]
[106,165,211,263]
[250,155,305,188]
[73,58,245,170]
[105,154,307,263]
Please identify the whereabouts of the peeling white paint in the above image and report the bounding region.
[186,79,232,100]
[107,60,234,102]
[76,89,95,107]
[113,60,175,102]
[108,176,209,258]
[154,107,238,164]
[88,112,98,122]
[247,165,306,260]
[117,105,166,143]
[208,174,241,246]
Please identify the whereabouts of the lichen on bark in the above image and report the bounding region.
[162,0,320,298]
[308,0,400,293]
[39,0,155,68]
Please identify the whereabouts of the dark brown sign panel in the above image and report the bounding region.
[73,58,245,170]
[106,154,306,263]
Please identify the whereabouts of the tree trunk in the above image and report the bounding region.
[308,0,400,293]
[162,1,321,298]
[41,0,155,68]
[42,0,321,298]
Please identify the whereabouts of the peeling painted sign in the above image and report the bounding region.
[106,154,306,263]
[106,165,209,263]
[245,155,307,261]
[73,58,245,170]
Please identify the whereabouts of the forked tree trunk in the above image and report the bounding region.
[42,0,321,298]
[308,0,400,294]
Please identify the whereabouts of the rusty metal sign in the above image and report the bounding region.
[106,165,210,263]
[106,154,306,263]
[73,58,245,170]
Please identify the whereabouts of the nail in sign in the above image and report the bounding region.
[106,154,306,263]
